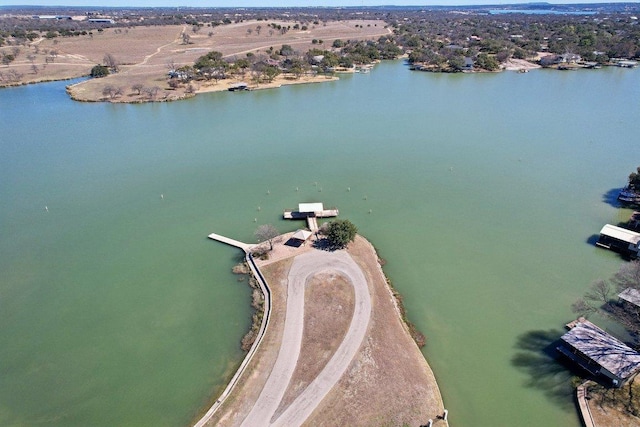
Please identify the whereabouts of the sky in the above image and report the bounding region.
[5,0,632,7]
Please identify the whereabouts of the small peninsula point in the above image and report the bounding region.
[202,231,447,427]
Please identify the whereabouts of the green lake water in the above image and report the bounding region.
[1,61,638,426]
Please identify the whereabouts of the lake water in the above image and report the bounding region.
[1,62,638,427]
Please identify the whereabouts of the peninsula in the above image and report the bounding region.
[201,228,448,427]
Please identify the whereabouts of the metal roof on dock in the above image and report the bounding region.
[560,319,640,381]
[599,224,640,245]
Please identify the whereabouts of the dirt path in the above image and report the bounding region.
[240,250,371,427]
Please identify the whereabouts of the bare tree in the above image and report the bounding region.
[142,86,159,99]
[131,83,144,95]
[102,85,119,99]
[166,59,177,72]
[254,224,281,251]
[11,47,20,58]
[181,32,191,45]
[103,53,118,72]
[574,261,640,347]
[27,54,36,64]
[31,64,38,75]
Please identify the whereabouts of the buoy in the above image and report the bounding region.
[347,187,350,192]
[266,190,270,195]
[368,209,372,214]
[363,195,367,200]
[449,166,453,171]
[296,187,299,192]
[45,206,48,212]
[160,194,164,200]
[257,206,261,211]
[254,218,257,222]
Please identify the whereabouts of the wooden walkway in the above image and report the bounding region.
[306,217,319,232]
[207,232,253,252]
[577,382,596,427]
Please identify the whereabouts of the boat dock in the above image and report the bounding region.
[283,202,338,232]
[207,232,254,252]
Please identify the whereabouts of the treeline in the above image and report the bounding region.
[395,12,640,71]
[2,6,640,70]
[168,37,402,87]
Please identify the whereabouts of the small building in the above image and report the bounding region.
[88,18,115,23]
[557,319,640,387]
[560,53,581,64]
[463,57,474,71]
[596,224,640,259]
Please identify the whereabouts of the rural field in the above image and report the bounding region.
[0,19,390,102]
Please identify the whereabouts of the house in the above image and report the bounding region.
[559,53,581,63]
[596,224,640,259]
[463,57,474,71]
[557,319,640,387]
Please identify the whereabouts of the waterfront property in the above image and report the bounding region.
[596,224,640,259]
[557,319,640,387]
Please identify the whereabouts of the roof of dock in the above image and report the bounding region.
[560,319,640,380]
[599,224,640,245]
[299,202,324,213]
[619,288,640,308]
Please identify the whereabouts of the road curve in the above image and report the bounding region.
[240,250,372,427]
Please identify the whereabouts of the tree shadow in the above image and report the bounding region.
[603,188,623,208]
[511,329,580,409]
[312,237,340,252]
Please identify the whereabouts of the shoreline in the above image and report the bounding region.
[199,232,447,427]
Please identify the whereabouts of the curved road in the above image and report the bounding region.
[240,250,372,427]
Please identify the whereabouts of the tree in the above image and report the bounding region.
[90,64,109,78]
[103,53,118,72]
[280,44,295,57]
[255,224,281,250]
[131,83,144,95]
[573,261,640,348]
[102,85,119,99]
[325,219,357,249]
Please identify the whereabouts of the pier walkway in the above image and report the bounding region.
[207,233,254,252]
[195,232,271,427]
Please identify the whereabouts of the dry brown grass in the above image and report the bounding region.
[302,236,447,427]
[274,272,355,417]
[205,235,447,427]
[588,381,640,427]
[1,19,390,102]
